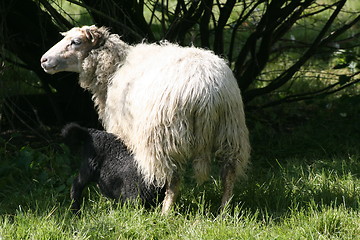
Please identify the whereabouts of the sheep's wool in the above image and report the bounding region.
[81,34,250,187]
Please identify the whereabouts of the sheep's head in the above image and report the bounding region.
[41,25,109,74]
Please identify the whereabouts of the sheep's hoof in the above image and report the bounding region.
[161,200,173,215]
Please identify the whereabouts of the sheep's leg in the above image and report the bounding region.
[220,165,236,211]
[193,155,211,185]
[161,174,180,215]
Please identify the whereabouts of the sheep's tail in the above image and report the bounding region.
[193,105,250,185]
[214,101,251,180]
[214,78,251,181]
[192,69,251,184]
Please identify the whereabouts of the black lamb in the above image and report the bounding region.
[61,123,165,213]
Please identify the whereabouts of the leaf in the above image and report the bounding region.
[333,63,349,69]
[338,74,351,85]
[55,184,66,193]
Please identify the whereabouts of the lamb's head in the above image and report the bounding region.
[41,25,109,74]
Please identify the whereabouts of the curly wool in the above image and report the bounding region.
[80,30,250,187]
[79,28,129,121]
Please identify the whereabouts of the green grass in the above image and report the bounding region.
[1,96,360,239]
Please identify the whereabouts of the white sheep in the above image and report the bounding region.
[41,25,250,214]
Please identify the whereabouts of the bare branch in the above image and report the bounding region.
[164,0,203,42]
[228,0,264,65]
[243,0,347,103]
[252,71,360,109]
[236,0,312,90]
[213,0,236,54]
[67,0,146,41]
[39,0,73,30]
[199,0,213,48]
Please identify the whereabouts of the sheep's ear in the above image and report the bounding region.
[85,27,103,46]
[85,29,98,43]
[60,31,69,37]
[83,25,109,47]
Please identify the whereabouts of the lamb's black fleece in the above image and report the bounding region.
[61,123,165,213]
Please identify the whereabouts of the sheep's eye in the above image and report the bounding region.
[71,39,82,46]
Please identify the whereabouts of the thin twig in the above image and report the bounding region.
[66,0,143,40]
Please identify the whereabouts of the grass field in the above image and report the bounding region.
[1,0,360,238]
[1,95,360,239]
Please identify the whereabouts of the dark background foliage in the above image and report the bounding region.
[0,0,360,130]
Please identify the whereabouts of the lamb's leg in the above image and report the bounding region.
[70,165,92,214]
[161,174,180,215]
[220,165,236,211]
[70,175,87,214]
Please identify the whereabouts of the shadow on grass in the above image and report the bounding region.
[236,95,360,218]
[177,95,360,218]
[1,96,360,218]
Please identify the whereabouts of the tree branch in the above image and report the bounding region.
[228,0,264,65]
[236,0,305,90]
[68,0,146,41]
[199,0,213,48]
[251,71,360,109]
[213,0,236,55]
[243,0,347,103]
[39,0,73,30]
[164,0,203,42]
